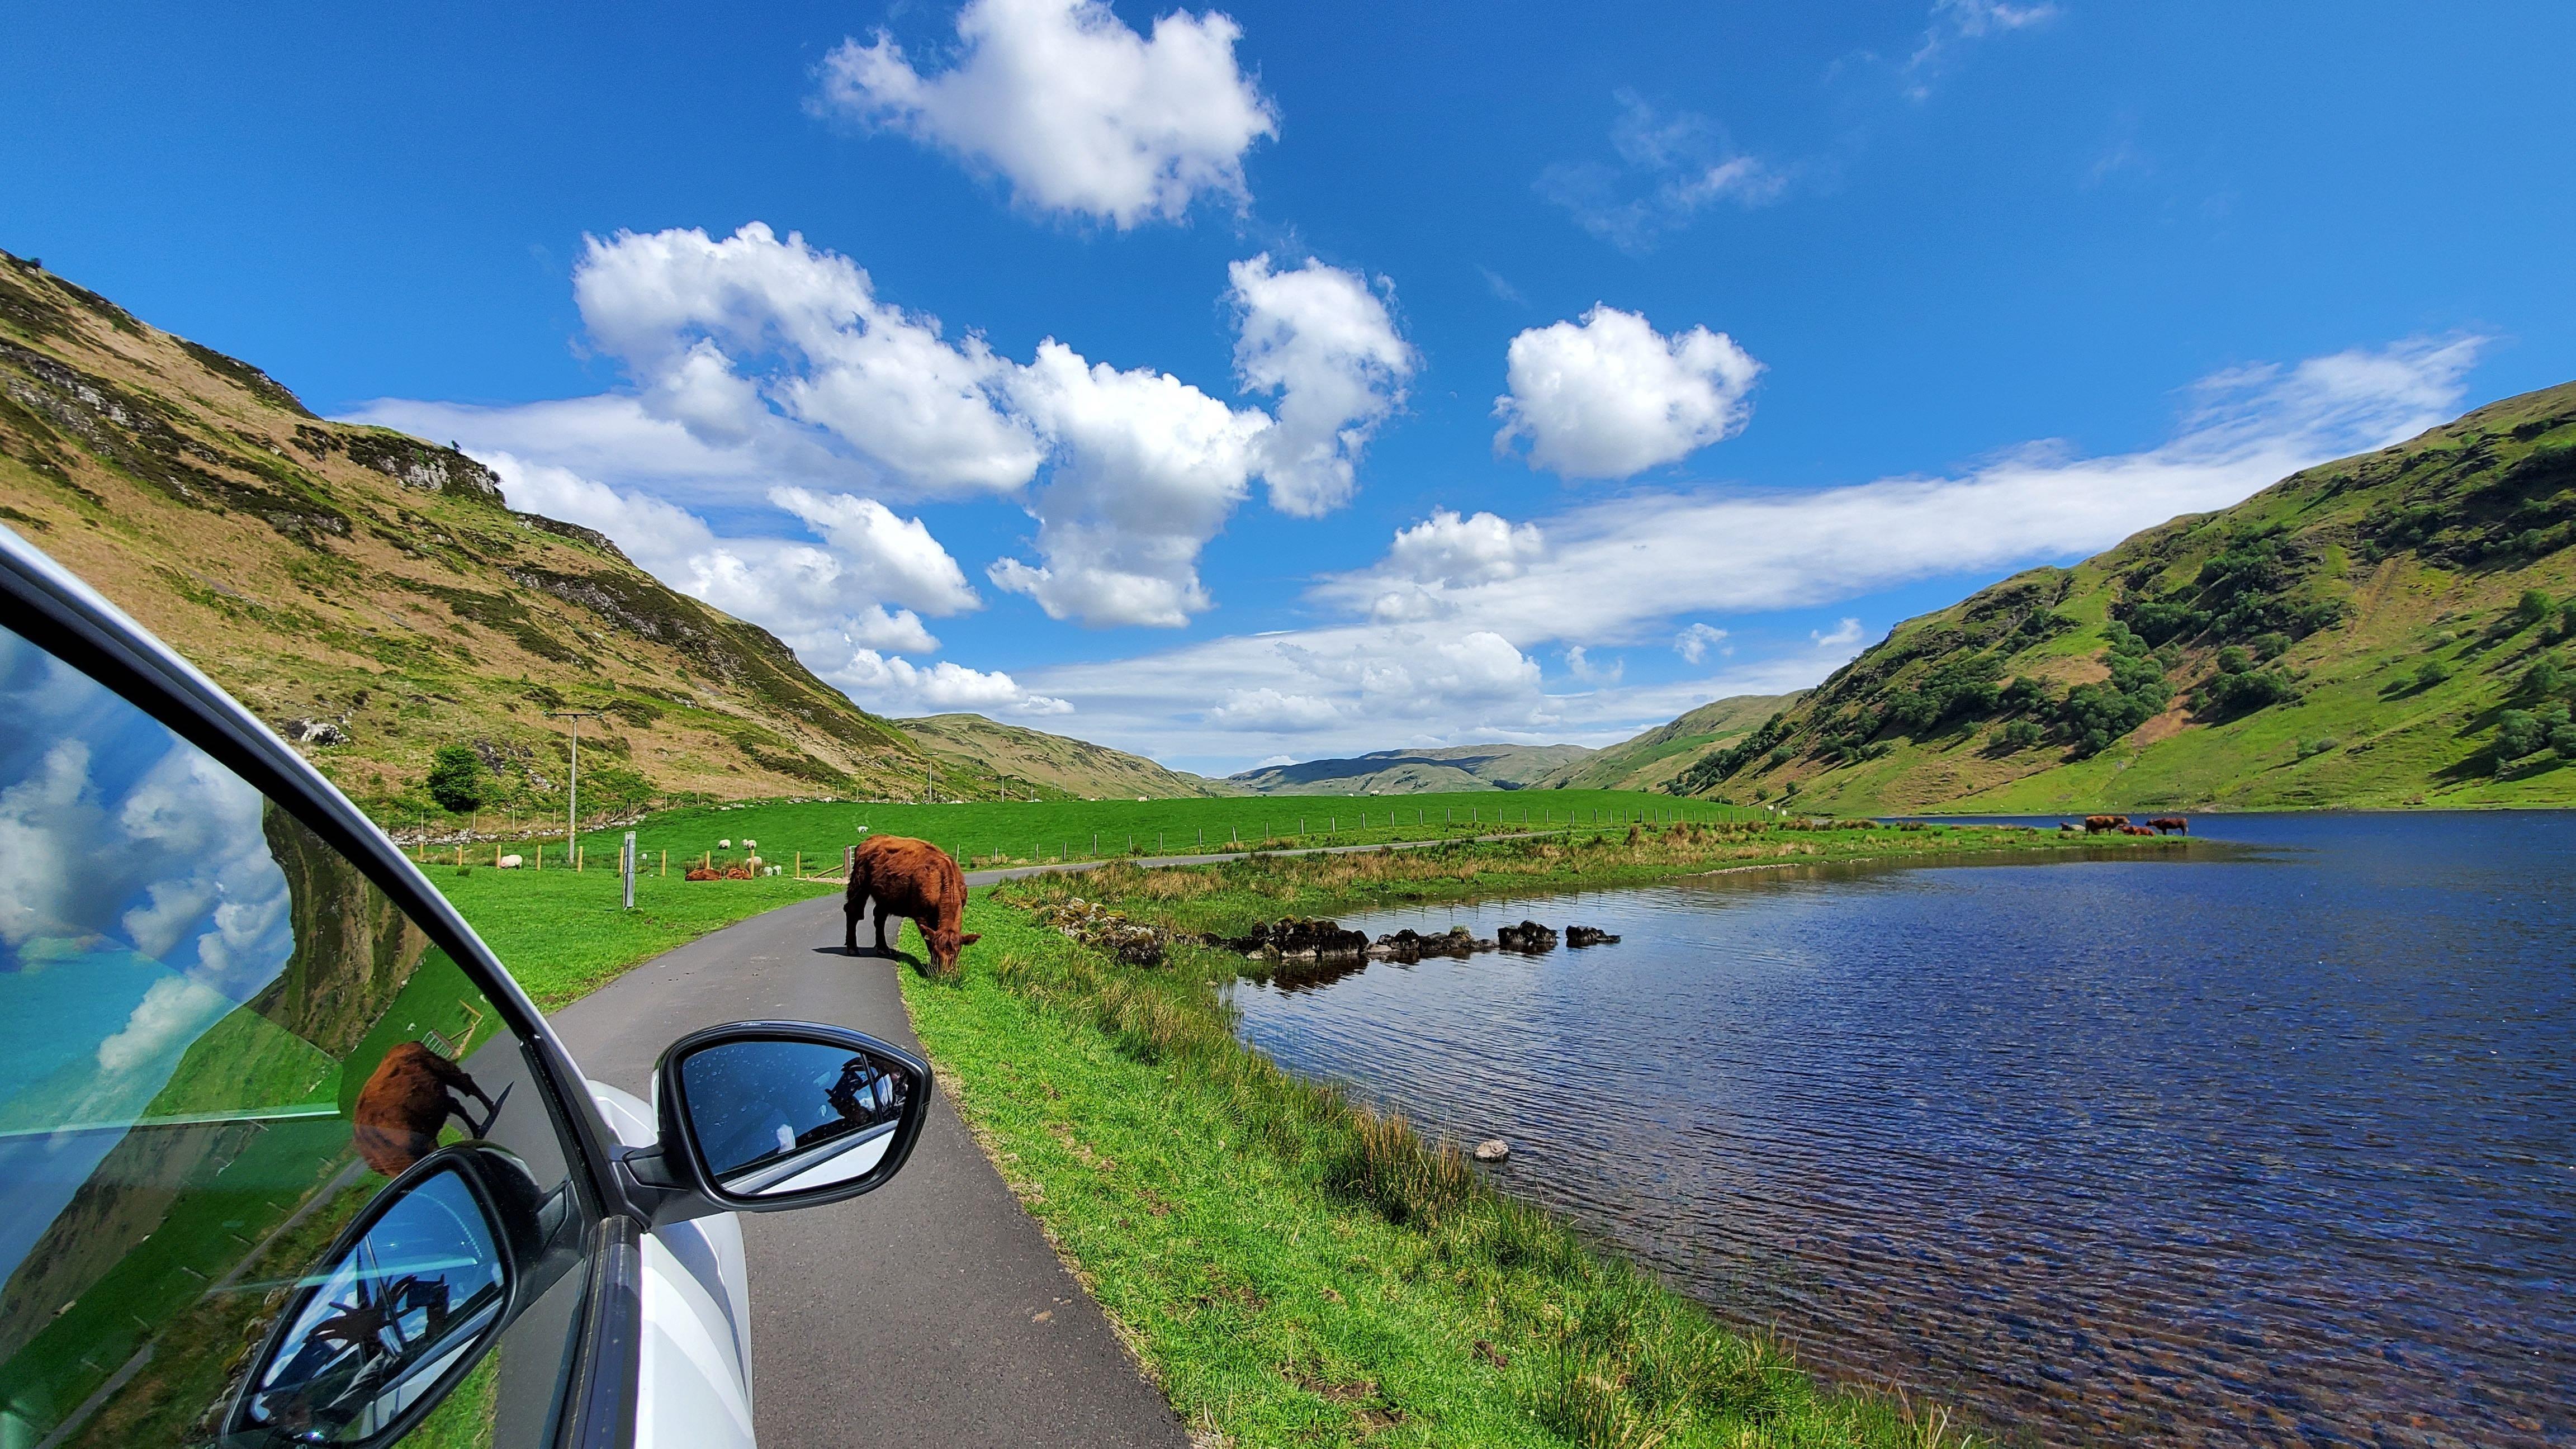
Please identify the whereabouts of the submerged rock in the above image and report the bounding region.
[1496,919,1560,953]
[1218,916,1371,960]
[1565,926,1620,948]
[1368,926,1496,962]
[1472,1139,1510,1163]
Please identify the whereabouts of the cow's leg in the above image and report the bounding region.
[844,894,863,953]
[874,905,892,953]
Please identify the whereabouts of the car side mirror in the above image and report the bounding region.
[615,1022,931,1225]
[224,1146,547,1446]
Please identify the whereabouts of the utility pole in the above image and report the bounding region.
[546,709,604,861]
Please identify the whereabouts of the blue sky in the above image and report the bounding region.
[7,2,2571,773]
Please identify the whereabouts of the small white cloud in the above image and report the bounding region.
[1907,0,2059,95]
[830,650,1071,716]
[1539,92,1787,252]
[1229,254,1415,517]
[1494,305,1763,479]
[1252,753,1297,768]
[1563,645,1622,685]
[1478,267,1527,306]
[1673,623,1731,663]
[816,0,1277,228]
[1812,618,1865,650]
[1384,508,1544,586]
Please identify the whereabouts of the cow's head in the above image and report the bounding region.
[924,926,982,975]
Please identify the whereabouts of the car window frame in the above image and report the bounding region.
[0,531,643,1449]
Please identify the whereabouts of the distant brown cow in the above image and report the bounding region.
[844,835,979,974]
[2119,823,2156,836]
[2083,815,2129,834]
[353,1042,504,1177]
[2147,816,2189,835]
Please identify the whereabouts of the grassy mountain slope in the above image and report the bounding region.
[896,713,1235,799]
[1227,743,1593,795]
[1667,381,2576,812]
[1535,692,1806,791]
[0,248,954,821]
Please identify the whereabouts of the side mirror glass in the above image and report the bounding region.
[226,1150,514,1445]
[656,1022,930,1211]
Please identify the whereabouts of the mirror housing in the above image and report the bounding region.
[223,1145,549,1446]
[614,1021,931,1227]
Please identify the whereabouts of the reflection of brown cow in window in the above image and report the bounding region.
[2083,815,2129,833]
[2147,816,2189,834]
[844,835,979,975]
[353,1043,504,1177]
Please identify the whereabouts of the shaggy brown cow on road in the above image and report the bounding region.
[844,835,979,974]
[353,1042,504,1177]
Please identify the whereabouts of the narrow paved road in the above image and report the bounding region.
[548,893,1191,1449]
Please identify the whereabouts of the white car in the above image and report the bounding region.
[0,524,927,1449]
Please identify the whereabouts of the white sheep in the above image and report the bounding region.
[498,854,524,869]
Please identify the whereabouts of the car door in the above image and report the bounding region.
[1,523,931,1449]
[0,604,633,1448]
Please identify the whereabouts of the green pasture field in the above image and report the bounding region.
[446,788,1763,878]
[432,868,837,1010]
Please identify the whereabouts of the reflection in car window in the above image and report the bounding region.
[0,623,589,1447]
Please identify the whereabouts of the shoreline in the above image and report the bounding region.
[887,825,2165,1446]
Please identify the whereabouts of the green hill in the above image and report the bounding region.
[1227,743,1593,795]
[0,247,960,822]
[896,713,1235,799]
[1666,381,2576,813]
[1535,693,1805,792]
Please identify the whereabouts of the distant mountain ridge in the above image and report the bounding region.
[896,713,1233,798]
[1227,743,1593,794]
[0,247,955,817]
[1533,693,1805,792]
[1659,381,2576,812]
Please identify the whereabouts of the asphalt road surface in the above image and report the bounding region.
[548,893,1192,1448]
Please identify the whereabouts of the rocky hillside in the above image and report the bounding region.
[896,713,1233,799]
[1227,743,1593,795]
[1533,693,1805,792]
[0,247,951,824]
[1665,381,2576,812]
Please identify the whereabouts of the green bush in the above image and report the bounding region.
[2414,659,2451,690]
[426,743,486,813]
[2515,589,2553,627]
[2496,709,2547,761]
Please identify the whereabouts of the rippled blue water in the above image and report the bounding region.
[1226,814,2575,1447]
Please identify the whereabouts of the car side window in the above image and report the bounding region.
[0,621,593,1448]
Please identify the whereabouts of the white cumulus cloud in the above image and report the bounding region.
[817,0,1277,228]
[989,340,1271,627]
[1812,618,1865,650]
[1228,254,1415,516]
[1494,305,1763,479]
[570,222,1041,498]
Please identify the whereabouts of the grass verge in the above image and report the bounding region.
[897,825,2127,1447]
